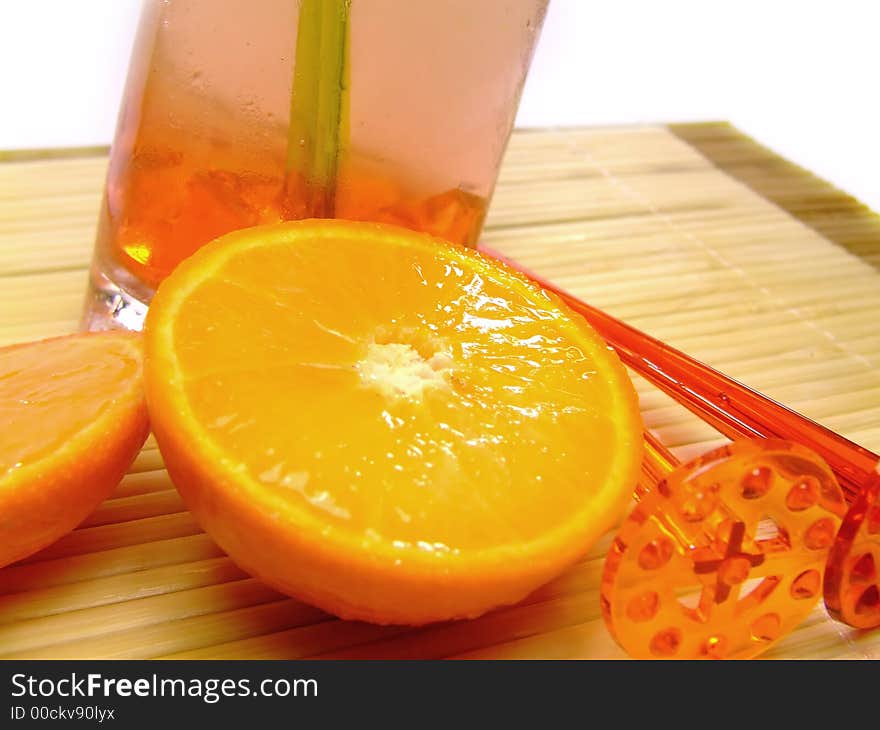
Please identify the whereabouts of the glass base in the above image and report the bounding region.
[81,268,151,332]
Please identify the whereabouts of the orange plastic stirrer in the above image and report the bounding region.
[481,245,880,633]
[605,434,846,659]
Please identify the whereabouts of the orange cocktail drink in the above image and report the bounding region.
[84,0,549,330]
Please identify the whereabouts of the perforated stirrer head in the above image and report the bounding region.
[601,439,846,659]
[824,470,880,629]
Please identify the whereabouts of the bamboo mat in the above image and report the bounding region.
[0,124,878,659]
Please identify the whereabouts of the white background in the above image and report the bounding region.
[1,0,878,211]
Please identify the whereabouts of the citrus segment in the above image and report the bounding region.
[144,220,643,624]
[0,332,149,567]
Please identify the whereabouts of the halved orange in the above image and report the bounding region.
[0,332,149,567]
[143,220,643,624]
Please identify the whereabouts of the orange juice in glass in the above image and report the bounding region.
[82,0,549,330]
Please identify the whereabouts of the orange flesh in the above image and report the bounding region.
[173,230,630,549]
[1,335,143,477]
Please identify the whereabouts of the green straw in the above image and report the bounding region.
[286,0,351,218]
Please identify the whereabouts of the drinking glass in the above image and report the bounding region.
[83,0,549,330]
